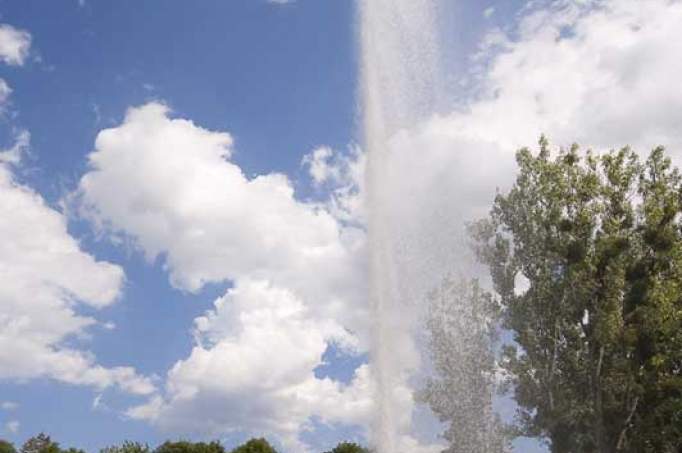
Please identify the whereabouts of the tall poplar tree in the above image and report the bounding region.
[470,138,682,452]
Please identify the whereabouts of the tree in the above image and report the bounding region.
[101,441,150,453]
[322,442,369,453]
[419,277,509,453]
[470,138,682,452]
[0,440,17,453]
[20,434,60,453]
[228,439,276,453]
[155,441,224,453]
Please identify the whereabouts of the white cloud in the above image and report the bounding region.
[92,394,112,412]
[0,24,31,66]
[0,129,30,165]
[77,103,365,317]
[302,147,338,186]
[5,420,19,434]
[128,279,372,452]
[302,145,366,225]
[461,0,682,155]
[76,103,370,450]
[0,79,11,106]
[0,162,153,395]
[0,401,18,411]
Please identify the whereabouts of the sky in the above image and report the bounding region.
[1,1,682,452]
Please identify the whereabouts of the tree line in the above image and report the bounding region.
[0,434,368,453]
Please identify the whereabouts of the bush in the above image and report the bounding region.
[155,441,224,453]
[0,440,17,453]
[229,439,276,453]
[323,442,369,453]
[100,441,150,453]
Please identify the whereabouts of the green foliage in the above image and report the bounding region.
[0,440,17,453]
[100,441,150,453]
[18,434,83,453]
[6,436,372,453]
[154,441,224,453]
[228,439,276,453]
[322,442,369,453]
[471,138,682,452]
[20,434,60,453]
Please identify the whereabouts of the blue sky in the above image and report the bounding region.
[2,0,356,193]
[1,1,682,452]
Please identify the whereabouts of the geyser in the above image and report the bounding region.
[359,1,442,452]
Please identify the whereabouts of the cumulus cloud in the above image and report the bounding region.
[0,24,31,66]
[77,103,365,316]
[128,279,372,451]
[460,0,682,155]
[0,161,153,395]
[302,147,339,186]
[76,103,370,450]
[302,145,366,225]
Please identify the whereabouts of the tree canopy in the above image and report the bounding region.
[471,138,682,452]
[155,441,223,453]
[0,440,17,453]
[6,436,372,453]
[100,441,149,453]
[321,442,369,453]
[20,434,62,453]
[228,439,276,453]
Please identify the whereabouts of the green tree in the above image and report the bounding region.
[0,440,17,453]
[322,441,369,453]
[154,441,224,453]
[470,138,682,452]
[101,441,150,453]
[61,448,85,453]
[20,434,60,453]
[419,277,509,453]
[228,439,276,453]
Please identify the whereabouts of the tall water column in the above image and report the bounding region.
[359,1,441,452]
